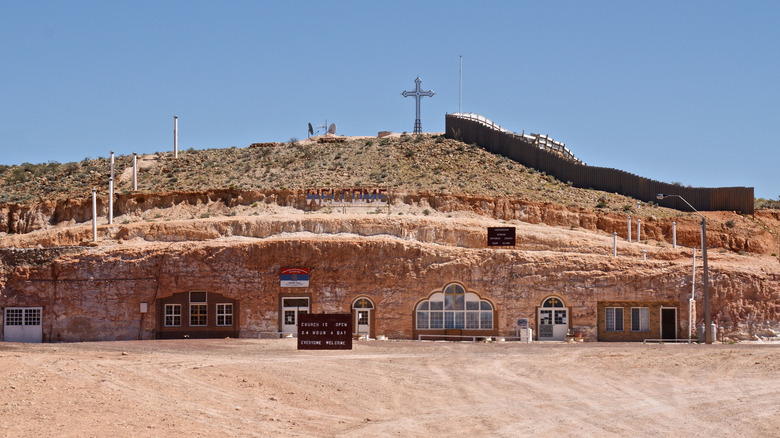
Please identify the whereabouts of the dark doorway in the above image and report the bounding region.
[661,308,677,340]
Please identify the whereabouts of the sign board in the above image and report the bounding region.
[306,188,388,207]
[297,313,352,350]
[280,268,309,288]
[516,318,529,329]
[487,227,516,247]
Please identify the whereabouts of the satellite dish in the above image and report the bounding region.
[328,123,337,135]
[308,123,314,136]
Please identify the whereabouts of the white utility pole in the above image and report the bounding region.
[91,188,97,242]
[174,115,179,158]
[108,177,114,225]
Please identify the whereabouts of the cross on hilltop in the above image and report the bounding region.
[402,76,434,134]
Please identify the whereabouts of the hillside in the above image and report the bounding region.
[1,133,638,206]
[0,133,778,257]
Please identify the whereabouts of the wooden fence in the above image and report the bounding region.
[445,113,754,214]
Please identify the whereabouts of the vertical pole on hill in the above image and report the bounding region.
[108,177,114,225]
[132,153,138,191]
[110,151,115,181]
[642,249,646,261]
[459,55,462,114]
[702,218,711,344]
[638,219,643,241]
[627,216,632,242]
[92,188,97,242]
[613,232,617,256]
[691,247,696,341]
[174,115,179,159]
[672,221,677,248]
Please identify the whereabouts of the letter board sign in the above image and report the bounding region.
[487,227,516,247]
[297,313,352,350]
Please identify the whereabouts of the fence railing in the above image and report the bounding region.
[451,112,582,164]
[445,113,754,214]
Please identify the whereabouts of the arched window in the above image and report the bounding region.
[352,297,374,309]
[416,283,493,330]
[542,297,564,308]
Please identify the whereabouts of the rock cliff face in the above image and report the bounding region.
[2,189,778,255]
[1,213,777,342]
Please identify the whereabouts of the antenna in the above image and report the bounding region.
[328,123,337,135]
[308,123,314,138]
[459,55,462,114]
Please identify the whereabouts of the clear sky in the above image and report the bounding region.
[1,1,778,199]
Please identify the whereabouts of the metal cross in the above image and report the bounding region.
[401,76,434,134]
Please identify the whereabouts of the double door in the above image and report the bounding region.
[4,307,43,343]
[281,298,309,336]
[538,308,568,341]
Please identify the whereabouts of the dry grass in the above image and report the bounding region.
[0,134,769,217]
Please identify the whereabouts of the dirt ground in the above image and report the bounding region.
[1,339,778,437]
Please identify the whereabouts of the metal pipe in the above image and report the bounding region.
[132,153,137,191]
[108,177,114,225]
[701,217,711,344]
[627,216,632,242]
[613,232,617,256]
[690,247,696,341]
[637,218,641,242]
[91,188,97,242]
[174,115,178,159]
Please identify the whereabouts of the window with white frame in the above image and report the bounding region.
[216,303,233,326]
[631,307,649,332]
[416,283,493,330]
[605,307,624,332]
[164,304,181,327]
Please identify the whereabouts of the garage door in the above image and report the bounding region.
[3,307,43,343]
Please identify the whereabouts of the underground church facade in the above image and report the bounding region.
[2,226,714,343]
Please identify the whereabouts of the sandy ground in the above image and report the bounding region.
[1,339,778,437]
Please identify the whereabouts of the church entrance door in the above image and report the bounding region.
[281,297,309,336]
[537,297,568,341]
[352,297,374,338]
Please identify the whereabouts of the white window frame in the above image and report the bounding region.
[631,307,650,332]
[605,307,624,332]
[164,304,181,327]
[216,303,233,327]
[416,284,493,330]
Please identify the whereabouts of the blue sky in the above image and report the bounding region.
[1,1,778,199]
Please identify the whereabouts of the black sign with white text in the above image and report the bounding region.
[487,227,516,247]
[297,313,352,350]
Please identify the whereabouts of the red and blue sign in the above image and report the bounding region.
[280,268,310,288]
